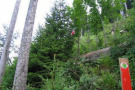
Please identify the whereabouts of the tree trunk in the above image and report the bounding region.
[120,2,128,18]
[111,21,115,35]
[0,0,21,86]
[78,36,80,56]
[12,0,38,90]
[99,14,107,46]
[120,10,125,18]
[124,3,127,11]
[124,3,127,17]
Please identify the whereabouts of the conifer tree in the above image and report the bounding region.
[27,0,74,88]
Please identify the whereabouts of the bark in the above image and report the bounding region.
[12,0,38,90]
[0,0,21,86]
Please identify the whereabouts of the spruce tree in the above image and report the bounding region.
[28,0,74,88]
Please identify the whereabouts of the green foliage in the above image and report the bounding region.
[97,0,125,23]
[123,44,135,89]
[44,60,81,90]
[84,0,103,34]
[98,56,114,69]
[77,56,121,89]
[110,45,127,60]
[3,0,135,89]
[89,3,103,34]
[110,41,135,89]
[125,8,135,39]
[71,0,87,36]
[31,56,121,90]
[1,58,17,89]
[28,0,75,88]
[127,0,134,9]
[99,71,117,89]
[26,0,135,89]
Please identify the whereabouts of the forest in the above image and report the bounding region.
[0,0,135,89]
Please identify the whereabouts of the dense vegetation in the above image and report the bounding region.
[1,0,135,89]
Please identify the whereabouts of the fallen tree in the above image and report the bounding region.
[80,47,110,63]
[80,42,127,64]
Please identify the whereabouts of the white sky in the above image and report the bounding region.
[0,0,73,59]
[0,0,73,34]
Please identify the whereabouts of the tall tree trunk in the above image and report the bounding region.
[12,0,38,89]
[120,2,128,18]
[0,0,21,86]
[124,3,128,16]
[97,3,107,46]
[120,10,125,18]
[124,3,127,11]
[99,16,107,46]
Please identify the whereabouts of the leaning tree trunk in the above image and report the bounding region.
[12,0,38,89]
[0,0,21,86]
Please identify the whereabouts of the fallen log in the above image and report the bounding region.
[80,42,127,64]
[80,47,110,63]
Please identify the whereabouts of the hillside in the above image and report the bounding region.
[1,0,135,89]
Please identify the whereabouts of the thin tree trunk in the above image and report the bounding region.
[78,36,80,57]
[124,3,127,10]
[12,0,38,89]
[111,21,115,35]
[124,3,127,17]
[97,3,107,46]
[120,2,128,18]
[100,17,107,47]
[120,10,125,18]
[0,0,21,86]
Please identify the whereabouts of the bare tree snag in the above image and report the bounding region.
[0,0,21,86]
[12,0,38,90]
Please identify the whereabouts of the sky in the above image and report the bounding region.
[0,0,73,60]
[0,0,73,34]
